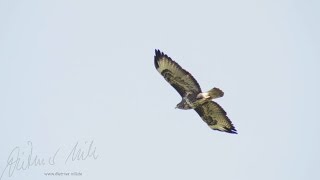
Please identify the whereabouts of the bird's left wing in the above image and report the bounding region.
[195,101,237,134]
[154,49,201,97]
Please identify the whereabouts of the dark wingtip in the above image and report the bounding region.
[226,127,237,134]
[154,49,166,69]
[154,49,161,69]
[215,126,237,134]
[155,49,161,56]
[212,128,237,134]
[228,129,238,134]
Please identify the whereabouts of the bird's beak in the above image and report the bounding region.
[175,106,178,109]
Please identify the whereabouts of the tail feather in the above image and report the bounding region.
[207,87,224,99]
[196,87,224,100]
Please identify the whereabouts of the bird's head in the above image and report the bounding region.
[175,103,184,109]
[175,100,191,110]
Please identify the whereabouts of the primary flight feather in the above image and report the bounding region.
[154,49,237,134]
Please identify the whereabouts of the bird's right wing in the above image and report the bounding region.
[154,49,201,97]
[195,101,237,134]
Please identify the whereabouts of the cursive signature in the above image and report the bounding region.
[65,141,98,164]
[0,141,59,180]
[0,140,98,180]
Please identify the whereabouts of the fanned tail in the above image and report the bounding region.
[207,87,224,99]
[197,87,224,100]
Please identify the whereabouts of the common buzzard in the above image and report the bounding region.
[154,49,237,134]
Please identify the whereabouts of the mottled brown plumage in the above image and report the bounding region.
[154,49,237,134]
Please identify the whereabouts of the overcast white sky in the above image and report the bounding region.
[0,0,319,180]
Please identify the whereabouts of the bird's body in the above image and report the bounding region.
[176,87,224,110]
[154,49,237,134]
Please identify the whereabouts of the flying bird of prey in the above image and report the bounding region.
[154,49,237,134]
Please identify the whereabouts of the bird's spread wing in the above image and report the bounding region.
[154,49,201,97]
[195,101,237,134]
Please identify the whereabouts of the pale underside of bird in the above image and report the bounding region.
[154,49,237,134]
